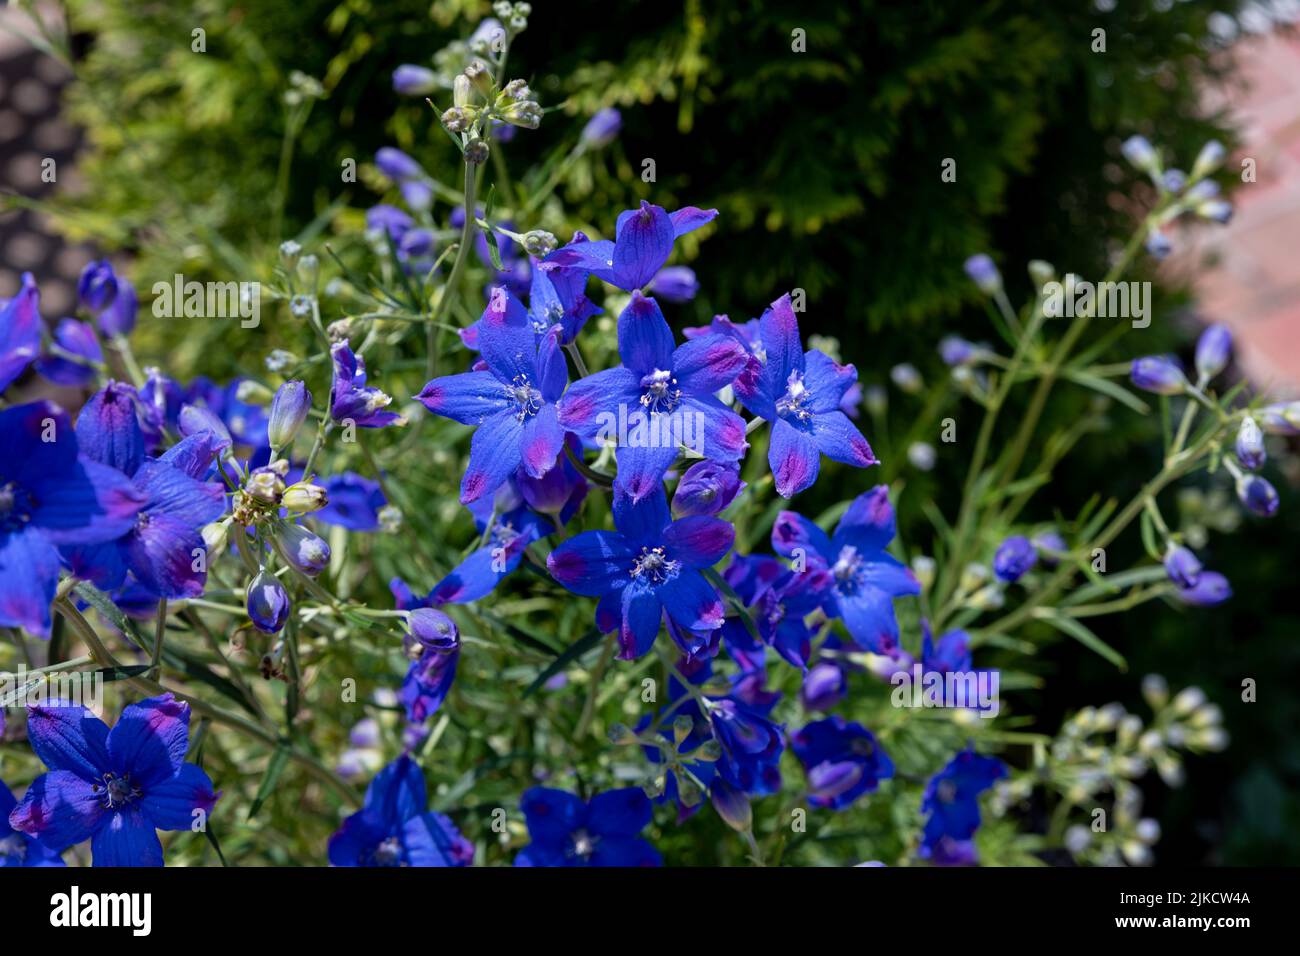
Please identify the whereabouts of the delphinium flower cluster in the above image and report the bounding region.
[0,10,1284,868]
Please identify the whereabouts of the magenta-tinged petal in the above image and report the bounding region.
[139,763,219,831]
[536,324,568,402]
[771,511,834,561]
[0,272,41,392]
[25,703,111,780]
[594,589,622,632]
[125,513,208,599]
[618,584,663,659]
[0,526,62,636]
[430,544,521,604]
[769,418,820,498]
[107,694,192,787]
[839,587,901,656]
[90,807,163,867]
[658,569,726,633]
[612,202,675,291]
[858,553,921,597]
[417,370,509,425]
[545,239,616,281]
[758,294,805,391]
[832,486,897,554]
[617,292,675,374]
[669,206,719,238]
[613,442,679,505]
[809,410,877,468]
[546,531,633,596]
[679,395,748,461]
[519,404,565,479]
[556,367,640,436]
[7,771,106,848]
[663,516,734,568]
[672,334,749,394]
[459,410,524,504]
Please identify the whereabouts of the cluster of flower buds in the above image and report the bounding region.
[1120,136,1233,259]
[283,70,325,107]
[232,458,328,524]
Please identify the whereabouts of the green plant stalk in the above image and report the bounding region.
[427,159,479,380]
[55,597,360,806]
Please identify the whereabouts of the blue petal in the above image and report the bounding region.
[831,486,897,555]
[90,808,163,867]
[556,367,640,436]
[837,587,901,656]
[768,418,820,498]
[106,694,191,787]
[75,382,145,476]
[657,569,725,633]
[139,763,219,831]
[7,770,105,850]
[547,531,633,596]
[0,527,63,636]
[362,755,427,831]
[586,788,652,837]
[612,202,675,291]
[460,410,524,504]
[612,484,670,544]
[618,582,662,659]
[520,787,586,845]
[617,292,675,375]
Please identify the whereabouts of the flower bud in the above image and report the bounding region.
[247,570,290,634]
[244,469,285,505]
[279,240,302,270]
[709,778,752,833]
[1130,355,1187,395]
[1163,544,1202,589]
[465,138,491,165]
[1120,134,1158,174]
[1236,474,1279,517]
[463,60,494,97]
[99,277,137,337]
[1194,323,1231,382]
[672,460,743,517]
[1258,401,1300,436]
[1235,415,1265,471]
[1195,199,1233,224]
[268,380,312,451]
[963,254,1001,295]
[992,535,1037,583]
[520,230,558,257]
[580,107,622,149]
[280,523,331,576]
[939,335,979,367]
[1028,259,1056,287]
[647,266,699,303]
[1190,139,1226,180]
[499,97,542,129]
[283,482,329,513]
[392,64,437,96]
[178,404,233,450]
[1161,168,1187,193]
[235,379,274,405]
[77,259,118,312]
[407,608,460,655]
[1173,570,1232,606]
[910,555,936,591]
[889,363,923,394]
[800,662,846,712]
[1144,228,1172,260]
[1171,686,1207,716]
[201,520,229,557]
[442,106,476,133]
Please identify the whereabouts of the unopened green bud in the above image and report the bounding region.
[283,482,328,513]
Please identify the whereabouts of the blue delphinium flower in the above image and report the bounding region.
[330,341,405,429]
[0,780,65,867]
[0,401,145,635]
[791,716,894,810]
[398,608,462,723]
[720,552,828,669]
[557,291,749,502]
[547,200,718,292]
[429,482,553,606]
[515,787,661,867]
[992,535,1037,583]
[59,382,226,599]
[771,485,919,656]
[418,287,569,503]
[8,695,220,867]
[918,748,1007,866]
[0,273,42,392]
[735,293,878,498]
[547,486,733,660]
[800,661,847,712]
[35,319,102,387]
[328,755,473,867]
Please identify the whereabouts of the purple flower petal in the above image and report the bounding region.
[769,418,821,498]
[546,531,633,596]
[460,410,525,504]
[669,206,719,238]
[658,569,726,633]
[106,694,192,788]
[618,583,663,659]
[663,515,734,568]
[25,703,111,780]
[139,763,219,831]
[612,202,675,291]
[417,370,509,425]
[90,807,163,867]
[0,527,63,636]
[617,292,675,375]
[7,770,106,848]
